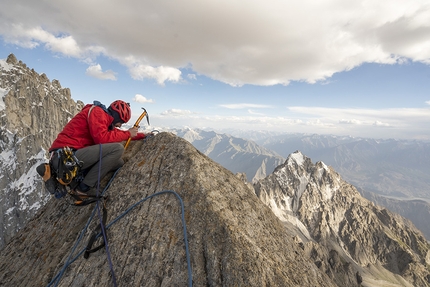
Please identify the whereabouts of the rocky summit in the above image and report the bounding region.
[0,133,335,287]
[254,151,430,287]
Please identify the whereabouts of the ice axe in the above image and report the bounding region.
[124,107,150,150]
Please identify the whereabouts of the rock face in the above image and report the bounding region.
[360,188,430,240]
[254,151,430,287]
[0,133,336,287]
[0,54,83,249]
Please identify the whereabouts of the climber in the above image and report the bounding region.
[38,100,148,198]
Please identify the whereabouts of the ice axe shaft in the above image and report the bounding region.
[124,108,149,150]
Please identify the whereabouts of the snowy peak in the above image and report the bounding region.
[286,150,306,166]
[254,150,430,287]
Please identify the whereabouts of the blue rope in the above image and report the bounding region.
[96,144,118,286]
[47,168,120,287]
[46,182,193,286]
[104,190,193,287]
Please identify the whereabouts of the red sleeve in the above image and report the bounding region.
[88,107,131,144]
[132,132,146,140]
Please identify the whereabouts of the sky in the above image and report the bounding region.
[0,0,430,140]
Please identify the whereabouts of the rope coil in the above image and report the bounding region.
[47,185,193,287]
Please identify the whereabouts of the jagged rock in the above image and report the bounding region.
[6,54,17,65]
[0,133,336,287]
[254,151,430,287]
[0,54,83,249]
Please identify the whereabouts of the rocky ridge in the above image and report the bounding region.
[0,133,337,287]
[254,151,430,287]
[0,54,83,249]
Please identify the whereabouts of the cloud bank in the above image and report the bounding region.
[1,0,429,86]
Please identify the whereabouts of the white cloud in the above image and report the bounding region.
[1,1,429,86]
[373,121,391,127]
[247,109,265,115]
[133,94,154,104]
[220,103,273,109]
[85,64,117,80]
[126,61,182,85]
[187,74,197,80]
[160,109,194,116]
[288,106,430,120]
[150,106,430,139]
[426,100,430,105]
[339,119,362,125]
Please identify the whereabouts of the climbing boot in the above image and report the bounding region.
[36,163,66,198]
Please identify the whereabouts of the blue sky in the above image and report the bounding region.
[1,0,430,140]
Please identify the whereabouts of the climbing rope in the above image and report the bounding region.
[46,179,193,287]
[47,166,119,287]
[95,144,118,286]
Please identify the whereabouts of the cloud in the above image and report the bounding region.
[247,109,265,115]
[426,101,430,105]
[85,64,117,80]
[133,94,154,104]
[150,106,430,139]
[220,103,273,109]
[124,57,182,85]
[339,119,362,125]
[288,106,430,133]
[1,1,429,86]
[288,106,430,119]
[160,109,194,116]
[187,74,197,80]
[373,121,391,127]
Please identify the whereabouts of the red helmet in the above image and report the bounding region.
[109,100,131,123]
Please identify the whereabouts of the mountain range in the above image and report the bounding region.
[168,128,430,241]
[0,54,430,286]
[1,133,429,286]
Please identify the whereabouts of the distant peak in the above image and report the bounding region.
[287,150,305,166]
[6,54,17,65]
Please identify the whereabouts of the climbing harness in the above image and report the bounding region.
[55,146,82,186]
[124,107,150,150]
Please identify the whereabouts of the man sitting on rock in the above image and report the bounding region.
[37,100,147,198]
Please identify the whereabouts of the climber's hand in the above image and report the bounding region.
[128,127,139,138]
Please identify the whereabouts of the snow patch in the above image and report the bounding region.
[266,194,312,240]
[288,151,304,166]
[6,148,47,211]
[0,148,17,170]
[0,87,8,111]
[0,59,13,72]
[321,185,333,200]
[5,207,15,215]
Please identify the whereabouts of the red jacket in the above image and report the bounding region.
[50,104,146,151]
